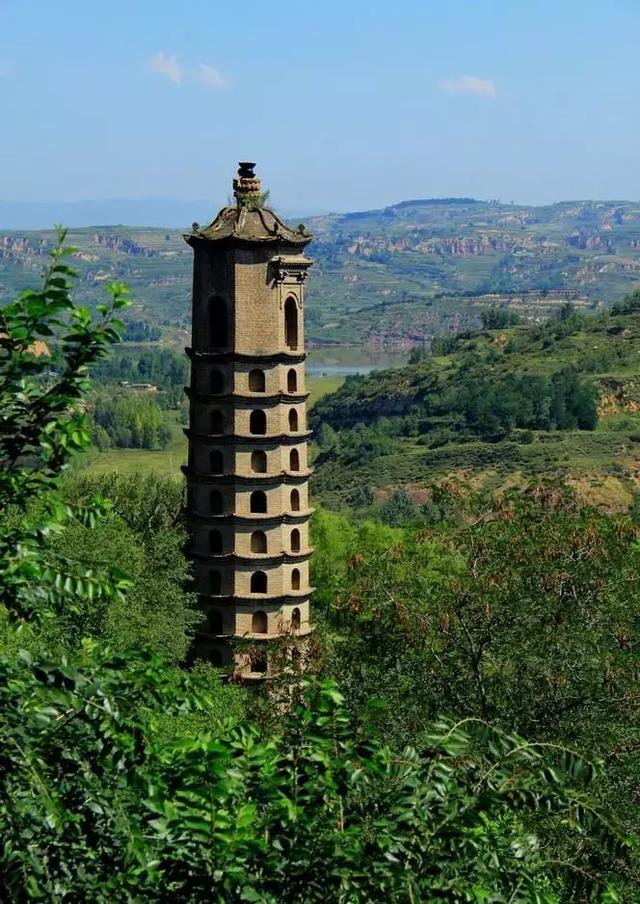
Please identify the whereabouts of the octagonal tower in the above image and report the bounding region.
[183,163,313,678]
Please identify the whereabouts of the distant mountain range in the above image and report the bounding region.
[2,197,640,349]
[0,199,328,230]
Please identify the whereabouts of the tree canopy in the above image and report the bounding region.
[0,234,631,900]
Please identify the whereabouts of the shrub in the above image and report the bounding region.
[380,490,416,526]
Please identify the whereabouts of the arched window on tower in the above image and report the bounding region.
[210,410,224,434]
[290,489,300,512]
[209,529,223,553]
[252,611,268,633]
[285,297,298,350]
[248,369,266,392]
[251,571,267,593]
[289,449,300,472]
[251,450,267,473]
[208,609,223,635]
[291,568,301,591]
[288,408,299,432]
[290,528,301,552]
[291,607,301,630]
[210,296,228,349]
[210,570,222,595]
[250,491,267,513]
[287,368,297,393]
[210,490,223,514]
[210,369,224,394]
[249,410,267,435]
[210,450,223,473]
[251,530,267,553]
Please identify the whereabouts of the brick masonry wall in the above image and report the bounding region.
[186,234,313,673]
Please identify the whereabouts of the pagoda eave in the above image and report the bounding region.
[184,388,310,405]
[186,348,307,365]
[183,430,313,446]
[181,467,312,486]
[187,549,313,565]
[187,510,314,526]
[196,590,314,604]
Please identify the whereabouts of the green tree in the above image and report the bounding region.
[480,305,521,330]
[348,482,374,507]
[320,486,640,889]
[59,473,198,662]
[0,667,624,902]
[0,229,131,623]
[91,392,170,449]
[380,489,417,526]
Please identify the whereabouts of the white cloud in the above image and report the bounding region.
[149,52,182,84]
[196,63,230,89]
[439,76,496,97]
[147,55,230,89]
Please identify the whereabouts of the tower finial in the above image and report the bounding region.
[233,161,262,206]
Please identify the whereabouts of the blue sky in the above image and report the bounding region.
[1,0,639,211]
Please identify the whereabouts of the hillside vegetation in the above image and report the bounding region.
[311,295,640,509]
[5,232,635,900]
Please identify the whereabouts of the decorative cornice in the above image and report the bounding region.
[270,254,313,285]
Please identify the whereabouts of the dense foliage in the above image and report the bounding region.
[311,486,640,892]
[91,391,172,450]
[455,368,597,434]
[0,229,131,624]
[1,658,622,902]
[87,346,187,449]
[54,473,197,662]
[121,318,161,342]
[479,305,522,330]
[90,346,188,395]
[0,238,632,900]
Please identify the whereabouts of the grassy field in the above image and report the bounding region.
[80,374,344,478]
[306,374,344,405]
[81,446,186,478]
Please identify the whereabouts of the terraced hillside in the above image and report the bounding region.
[310,296,640,511]
[0,227,193,346]
[2,198,640,350]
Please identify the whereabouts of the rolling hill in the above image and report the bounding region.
[310,296,640,511]
[2,197,640,352]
